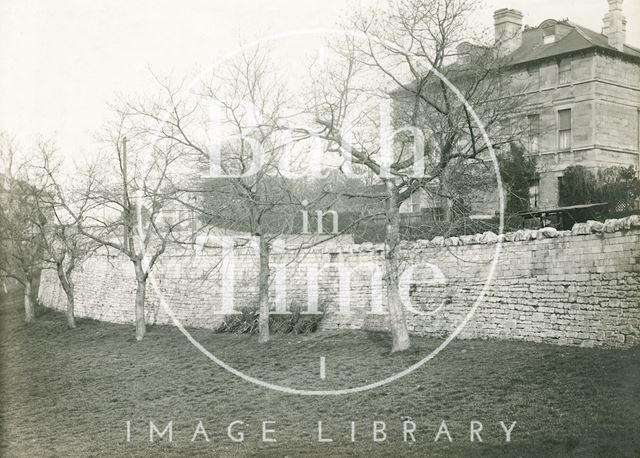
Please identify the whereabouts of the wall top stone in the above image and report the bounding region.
[88,215,640,259]
[397,214,640,251]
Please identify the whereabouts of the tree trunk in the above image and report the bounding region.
[57,263,76,329]
[66,291,76,329]
[133,260,147,341]
[443,200,453,223]
[384,181,411,352]
[24,280,35,324]
[440,164,454,222]
[257,234,270,344]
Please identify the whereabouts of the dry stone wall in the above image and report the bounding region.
[39,216,640,348]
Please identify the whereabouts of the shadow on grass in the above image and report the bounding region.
[2,304,639,457]
[365,330,435,358]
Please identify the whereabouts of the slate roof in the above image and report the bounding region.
[505,19,640,66]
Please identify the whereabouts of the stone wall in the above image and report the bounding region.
[39,217,640,348]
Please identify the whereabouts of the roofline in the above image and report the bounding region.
[504,20,640,68]
[504,44,640,70]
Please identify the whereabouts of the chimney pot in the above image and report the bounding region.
[494,8,524,56]
[603,0,626,51]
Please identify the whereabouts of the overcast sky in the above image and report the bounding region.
[1,0,639,160]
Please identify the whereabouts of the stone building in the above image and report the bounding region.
[494,0,639,209]
[400,0,640,216]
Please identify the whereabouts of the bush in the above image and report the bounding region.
[216,306,260,334]
[559,165,640,214]
[559,165,597,207]
[217,304,325,335]
[593,166,640,213]
[498,142,539,213]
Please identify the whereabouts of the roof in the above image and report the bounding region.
[391,16,640,97]
[505,19,640,66]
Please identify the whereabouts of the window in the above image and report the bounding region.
[501,118,518,145]
[543,26,556,44]
[408,192,420,213]
[558,59,571,84]
[558,109,572,150]
[402,134,415,160]
[528,180,540,209]
[527,114,540,153]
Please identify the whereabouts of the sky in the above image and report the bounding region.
[1,0,639,162]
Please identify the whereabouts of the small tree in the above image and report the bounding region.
[58,112,189,340]
[499,142,538,213]
[559,165,596,207]
[43,225,89,328]
[0,134,46,322]
[295,0,528,352]
[129,47,305,343]
[33,143,97,329]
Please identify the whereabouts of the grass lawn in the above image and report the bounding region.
[1,298,639,457]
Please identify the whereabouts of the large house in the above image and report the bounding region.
[400,0,640,216]
[496,1,639,210]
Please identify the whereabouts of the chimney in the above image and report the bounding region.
[603,0,626,51]
[494,8,523,56]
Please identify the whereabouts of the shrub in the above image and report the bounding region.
[498,142,539,213]
[559,165,640,214]
[216,306,260,334]
[593,166,640,213]
[559,165,597,207]
[217,304,325,335]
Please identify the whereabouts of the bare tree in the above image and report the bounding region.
[294,0,528,351]
[31,143,98,329]
[0,134,46,323]
[56,112,189,340]
[127,47,306,343]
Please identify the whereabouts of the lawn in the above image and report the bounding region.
[1,296,639,457]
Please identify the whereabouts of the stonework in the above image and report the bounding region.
[517,50,640,209]
[404,26,640,214]
[39,216,640,348]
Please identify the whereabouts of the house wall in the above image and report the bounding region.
[515,52,640,208]
[398,188,444,214]
[593,54,640,171]
[393,46,640,214]
[39,216,640,348]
